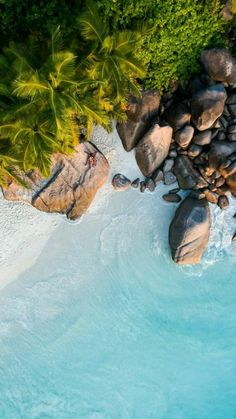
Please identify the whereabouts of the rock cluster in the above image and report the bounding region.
[2,142,109,220]
[116,48,236,264]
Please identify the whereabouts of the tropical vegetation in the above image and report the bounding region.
[0,0,233,185]
[0,3,145,185]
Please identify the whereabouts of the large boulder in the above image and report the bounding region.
[116,90,161,151]
[200,48,236,85]
[169,196,211,265]
[174,156,208,190]
[2,142,109,220]
[135,124,173,176]
[191,85,227,131]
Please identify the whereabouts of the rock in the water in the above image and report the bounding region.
[151,169,163,186]
[116,90,160,151]
[2,142,109,220]
[146,178,155,192]
[135,124,173,176]
[174,125,194,149]
[191,85,227,131]
[200,49,236,85]
[217,195,229,210]
[140,181,146,193]
[164,102,191,131]
[164,172,177,185]
[232,233,236,241]
[193,130,212,146]
[169,197,211,265]
[112,173,131,191]
[163,193,181,203]
[131,178,140,189]
[174,156,208,189]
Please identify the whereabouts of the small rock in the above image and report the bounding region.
[112,174,131,191]
[219,115,228,129]
[146,178,155,192]
[169,187,180,194]
[188,144,202,158]
[228,124,236,133]
[217,195,229,210]
[228,133,236,141]
[228,104,236,117]
[232,233,236,241]
[164,172,177,185]
[163,159,174,173]
[189,190,206,200]
[152,169,163,185]
[169,149,178,158]
[131,178,140,189]
[163,193,181,203]
[203,189,218,204]
[217,132,226,141]
[221,0,233,21]
[140,181,146,193]
[193,130,212,146]
[174,125,194,149]
[226,93,236,105]
[215,176,225,188]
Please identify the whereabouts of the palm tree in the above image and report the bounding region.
[78,1,146,104]
[0,29,111,181]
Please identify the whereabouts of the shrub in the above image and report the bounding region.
[99,0,225,91]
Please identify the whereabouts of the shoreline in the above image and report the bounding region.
[1,124,236,291]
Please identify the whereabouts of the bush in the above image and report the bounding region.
[99,0,226,91]
[0,0,84,43]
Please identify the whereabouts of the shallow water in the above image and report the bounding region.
[1,129,236,418]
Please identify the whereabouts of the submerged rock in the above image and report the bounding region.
[169,196,211,265]
[135,124,173,176]
[117,90,160,151]
[191,85,227,131]
[162,193,181,203]
[2,142,109,220]
[112,174,131,191]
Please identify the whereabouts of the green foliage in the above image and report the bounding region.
[99,0,225,91]
[0,22,145,184]
[78,1,146,104]
[0,0,84,43]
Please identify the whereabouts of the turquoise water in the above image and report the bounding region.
[1,185,236,419]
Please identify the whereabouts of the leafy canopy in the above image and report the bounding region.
[99,0,225,91]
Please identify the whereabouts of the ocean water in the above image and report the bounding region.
[1,128,236,418]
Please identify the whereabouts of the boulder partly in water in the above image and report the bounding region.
[169,196,211,265]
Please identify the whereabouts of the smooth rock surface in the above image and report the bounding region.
[191,85,227,131]
[2,142,109,220]
[117,90,160,151]
[135,124,173,176]
[200,49,236,85]
[175,125,194,149]
[169,197,211,265]
[112,174,131,191]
